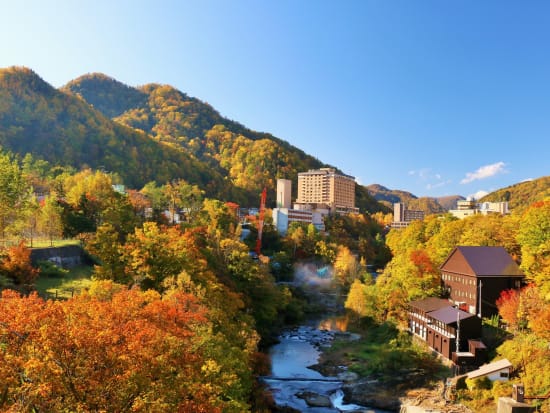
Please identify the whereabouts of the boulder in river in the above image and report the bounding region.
[296,391,333,407]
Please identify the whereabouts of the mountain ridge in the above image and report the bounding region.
[2,67,547,213]
[0,66,387,212]
[365,183,465,213]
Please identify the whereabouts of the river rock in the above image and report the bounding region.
[338,371,359,382]
[296,391,332,407]
[343,379,402,412]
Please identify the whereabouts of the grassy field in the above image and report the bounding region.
[35,265,94,299]
[29,239,81,248]
[1,238,81,249]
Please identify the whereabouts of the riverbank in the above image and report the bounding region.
[266,262,471,412]
[311,326,473,413]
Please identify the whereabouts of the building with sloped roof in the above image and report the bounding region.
[409,297,482,360]
[440,246,524,317]
[467,358,513,382]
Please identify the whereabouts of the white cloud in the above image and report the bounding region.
[426,180,451,190]
[468,190,489,200]
[408,170,416,176]
[460,162,507,184]
[418,168,430,178]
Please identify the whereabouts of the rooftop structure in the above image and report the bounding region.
[276,179,292,209]
[467,358,512,381]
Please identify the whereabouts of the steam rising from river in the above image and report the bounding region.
[293,262,334,289]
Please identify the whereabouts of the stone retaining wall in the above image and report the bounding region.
[30,245,87,268]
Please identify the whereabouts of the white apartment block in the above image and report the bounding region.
[449,200,510,219]
[272,208,325,235]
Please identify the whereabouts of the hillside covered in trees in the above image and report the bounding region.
[0,66,385,212]
[480,175,550,212]
[345,202,550,411]
[366,183,464,213]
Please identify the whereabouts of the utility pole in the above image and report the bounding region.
[478,280,483,318]
[456,311,460,354]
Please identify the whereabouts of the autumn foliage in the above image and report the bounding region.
[0,285,249,412]
[0,242,39,291]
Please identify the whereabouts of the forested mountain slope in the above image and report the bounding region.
[480,175,550,212]
[0,67,231,197]
[0,67,385,211]
[366,184,461,214]
[62,72,387,212]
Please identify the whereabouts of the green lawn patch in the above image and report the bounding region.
[35,265,94,299]
[29,239,82,248]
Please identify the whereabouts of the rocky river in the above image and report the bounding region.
[262,262,443,413]
[264,323,391,413]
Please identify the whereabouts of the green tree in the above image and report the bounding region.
[38,193,64,246]
[287,223,306,258]
[0,151,31,243]
[86,223,128,284]
[163,179,204,224]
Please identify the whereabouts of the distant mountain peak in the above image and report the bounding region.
[62,73,147,118]
[0,66,55,95]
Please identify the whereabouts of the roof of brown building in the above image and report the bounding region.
[440,246,524,277]
[409,297,451,312]
[428,306,477,325]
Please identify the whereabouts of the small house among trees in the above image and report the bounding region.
[466,358,512,382]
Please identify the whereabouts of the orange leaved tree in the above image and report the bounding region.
[0,285,248,412]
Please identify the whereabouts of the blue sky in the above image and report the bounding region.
[2,0,549,198]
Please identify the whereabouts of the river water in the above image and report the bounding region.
[265,323,387,413]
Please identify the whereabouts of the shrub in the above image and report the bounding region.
[466,376,492,391]
[37,260,69,278]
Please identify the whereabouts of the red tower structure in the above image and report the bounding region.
[255,187,267,256]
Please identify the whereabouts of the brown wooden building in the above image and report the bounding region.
[409,297,482,360]
[440,246,524,317]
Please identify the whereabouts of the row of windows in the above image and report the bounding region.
[454,289,475,300]
[442,274,476,286]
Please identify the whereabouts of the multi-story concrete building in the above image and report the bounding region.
[391,202,425,228]
[272,208,325,235]
[295,168,358,214]
[276,179,292,209]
